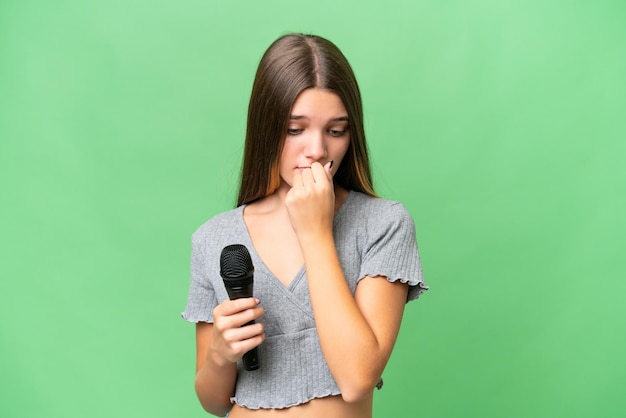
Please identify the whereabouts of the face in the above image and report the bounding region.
[279,88,351,189]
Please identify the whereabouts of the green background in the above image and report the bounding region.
[1,1,625,417]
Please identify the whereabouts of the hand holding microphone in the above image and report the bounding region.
[219,244,262,371]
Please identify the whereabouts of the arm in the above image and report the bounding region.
[298,231,408,403]
[286,163,409,402]
[194,322,236,417]
[194,298,265,416]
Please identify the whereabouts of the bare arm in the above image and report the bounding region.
[194,298,265,416]
[286,162,409,402]
[299,232,408,402]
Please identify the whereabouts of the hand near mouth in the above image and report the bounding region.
[285,161,335,241]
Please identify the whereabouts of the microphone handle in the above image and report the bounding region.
[225,285,260,371]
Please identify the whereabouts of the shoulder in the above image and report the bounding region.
[191,206,244,244]
[346,191,407,211]
[344,192,414,228]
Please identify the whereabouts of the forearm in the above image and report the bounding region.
[194,355,237,416]
[299,232,386,401]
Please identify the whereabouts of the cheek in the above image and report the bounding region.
[333,138,351,162]
[280,137,299,157]
[279,142,296,167]
[278,143,297,183]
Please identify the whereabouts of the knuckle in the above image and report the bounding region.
[222,329,237,344]
[235,297,253,309]
[213,321,227,334]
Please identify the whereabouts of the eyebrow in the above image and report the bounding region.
[289,115,349,122]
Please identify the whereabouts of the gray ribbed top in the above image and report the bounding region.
[182,191,427,409]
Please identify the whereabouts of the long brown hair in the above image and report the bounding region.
[237,34,376,206]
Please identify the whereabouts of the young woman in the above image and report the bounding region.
[182,33,427,417]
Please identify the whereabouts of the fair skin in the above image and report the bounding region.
[194,88,409,417]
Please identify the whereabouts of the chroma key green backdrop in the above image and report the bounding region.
[1,1,625,417]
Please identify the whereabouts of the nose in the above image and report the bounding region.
[304,130,327,161]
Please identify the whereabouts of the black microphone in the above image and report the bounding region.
[220,244,260,371]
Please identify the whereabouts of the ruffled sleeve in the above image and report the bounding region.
[358,201,427,302]
[181,231,218,322]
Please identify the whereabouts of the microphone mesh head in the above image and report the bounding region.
[220,244,253,278]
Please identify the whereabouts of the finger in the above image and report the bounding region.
[223,321,265,344]
[213,297,260,317]
[233,305,265,326]
[219,323,265,361]
[214,306,265,334]
[227,330,265,356]
[301,167,315,185]
[228,305,265,327]
[292,171,304,188]
[310,162,332,185]
[325,160,334,176]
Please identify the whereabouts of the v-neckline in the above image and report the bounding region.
[238,190,353,292]
[237,208,306,292]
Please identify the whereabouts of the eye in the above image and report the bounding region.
[328,129,347,137]
[287,128,303,135]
